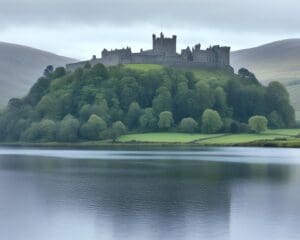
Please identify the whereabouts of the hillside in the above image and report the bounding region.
[231,39,300,85]
[231,39,300,119]
[0,64,294,143]
[0,42,76,107]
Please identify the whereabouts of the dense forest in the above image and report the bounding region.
[0,64,295,142]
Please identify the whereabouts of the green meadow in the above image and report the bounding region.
[117,129,300,146]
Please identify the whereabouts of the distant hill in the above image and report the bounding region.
[231,39,300,85]
[231,39,300,120]
[0,42,76,107]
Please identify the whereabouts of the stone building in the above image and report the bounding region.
[66,33,233,72]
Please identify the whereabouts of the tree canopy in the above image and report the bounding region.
[0,64,295,142]
[248,115,268,133]
[201,109,223,133]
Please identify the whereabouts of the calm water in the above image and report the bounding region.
[0,147,300,240]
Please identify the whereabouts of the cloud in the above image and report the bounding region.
[0,0,300,33]
[1,0,300,59]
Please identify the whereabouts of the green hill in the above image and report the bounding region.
[0,63,294,143]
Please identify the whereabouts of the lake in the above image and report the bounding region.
[0,147,300,240]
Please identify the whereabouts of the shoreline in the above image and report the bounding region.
[0,139,299,149]
[1,129,300,149]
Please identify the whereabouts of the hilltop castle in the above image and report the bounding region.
[66,33,233,72]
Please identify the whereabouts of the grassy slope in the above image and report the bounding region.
[125,64,234,86]
[118,133,223,143]
[117,129,300,146]
[125,64,164,71]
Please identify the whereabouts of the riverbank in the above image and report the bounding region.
[1,129,300,148]
[117,130,300,148]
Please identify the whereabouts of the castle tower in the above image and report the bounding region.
[152,33,177,56]
[211,46,231,66]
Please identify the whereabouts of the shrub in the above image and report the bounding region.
[158,111,174,130]
[57,115,80,142]
[21,119,56,142]
[201,109,222,133]
[139,108,157,130]
[179,117,198,133]
[80,114,107,140]
[248,115,268,133]
[111,121,127,140]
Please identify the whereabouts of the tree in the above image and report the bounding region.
[79,104,92,122]
[268,111,284,129]
[111,121,127,140]
[158,111,174,130]
[248,115,268,133]
[21,123,41,142]
[195,81,214,113]
[90,64,109,79]
[213,87,228,116]
[179,117,198,133]
[25,77,52,106]
[109,98,124,122]
[0,62,296,143]
[119,77,140,109]
[139,108,157,130]
[152,87,172,114]
[80,114,107,140]
[201,109,223,133]
[266,81,295,127]
[37,95,58,119]
[226,78,266,122]
[230,121,240,133]
[21,119,56,142]
[39,119,56,141]
[53,67,66,78]
[57,115,80,142]
[126,102,142,129]
[43,65,54,78]
[90,100,110,122]
[238,68,259,85]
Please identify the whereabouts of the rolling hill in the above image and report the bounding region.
[0,42,76,108]
[231,39,300,120]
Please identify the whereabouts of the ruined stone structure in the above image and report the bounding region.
[66,33,233,72]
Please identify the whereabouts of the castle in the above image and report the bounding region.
[66,33,233,72]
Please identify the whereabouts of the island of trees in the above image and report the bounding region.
[0,64,295,143]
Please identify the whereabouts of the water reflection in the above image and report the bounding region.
[0,148,299,240]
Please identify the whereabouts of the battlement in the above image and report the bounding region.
[66,33,232,72]
[102,47,132,58]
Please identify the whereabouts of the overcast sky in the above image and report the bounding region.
[1,0,300,59]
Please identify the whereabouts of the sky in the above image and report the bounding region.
[1,0,300,60]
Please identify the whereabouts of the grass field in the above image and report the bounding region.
[117,129,300,146]
[118,133,223,143]
[125,64,234,85]
[125,64,164,72]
